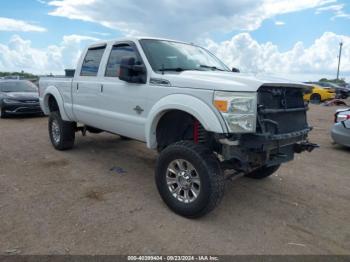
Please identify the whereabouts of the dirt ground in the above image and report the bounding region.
[0,103,349,255]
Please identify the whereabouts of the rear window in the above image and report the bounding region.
[80,46,106,76]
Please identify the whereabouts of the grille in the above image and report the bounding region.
[257,86,308,134]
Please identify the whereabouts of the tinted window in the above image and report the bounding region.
[80,46,106,76]
[105,44,141,77]
[0,81,37,92]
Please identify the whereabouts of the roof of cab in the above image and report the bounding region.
[87,36,191,48]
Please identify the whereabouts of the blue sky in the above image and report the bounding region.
[0,0,349,81]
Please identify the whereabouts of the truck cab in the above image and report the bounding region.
[39,37,317,218]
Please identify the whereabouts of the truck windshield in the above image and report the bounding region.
[140,39,230,73]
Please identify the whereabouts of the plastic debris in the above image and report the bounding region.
[110,166,127,175]
[287,242,306,247]
[323,99,348,106]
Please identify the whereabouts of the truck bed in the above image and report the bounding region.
[39,76,74,119]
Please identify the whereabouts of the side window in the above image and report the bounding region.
[80,46,106,76]
[105,44,141,77]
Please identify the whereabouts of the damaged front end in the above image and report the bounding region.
[220,85,318,173]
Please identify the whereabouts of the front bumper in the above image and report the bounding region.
[3,102,43,115]
[220,127,317,172]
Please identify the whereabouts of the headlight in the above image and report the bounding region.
[214,91,257,133]
[3,98,21,104]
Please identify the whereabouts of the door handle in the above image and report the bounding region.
[76,83,79,90]
[101,84,104,93]
[133,105,144,114]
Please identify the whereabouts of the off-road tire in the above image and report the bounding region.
[245,165,281,179]
[48,111,75,150]
[310,94,321,104]
[155,141,225,218]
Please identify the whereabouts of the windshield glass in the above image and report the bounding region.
[0,81,38,92]
[140,39,229,73]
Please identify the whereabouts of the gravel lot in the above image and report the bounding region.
[0,104,349,255]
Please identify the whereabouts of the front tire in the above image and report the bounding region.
[0,107,7,119]
[245,165,280,179]
[48,111,76,150]
[155,141,225,218]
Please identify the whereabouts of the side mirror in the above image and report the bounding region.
[232,67,240,73]
[119,57,146,83]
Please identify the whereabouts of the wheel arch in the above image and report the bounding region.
[42,86,70,121]
[145,94,227,149]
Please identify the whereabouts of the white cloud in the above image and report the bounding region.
[0,17,47,32]
[275,21,285,26]
[205,32,350,80]
[0,32,349,81]
[47,0,333,40]
[90,31,111,37]
[62,34,99,44]
[0,34,99,74]
[316,4,350,19]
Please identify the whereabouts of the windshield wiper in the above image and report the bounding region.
[199,65,225,71]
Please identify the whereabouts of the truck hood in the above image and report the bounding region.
[160,71,308,92]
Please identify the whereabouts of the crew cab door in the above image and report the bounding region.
[72,44,106,126]
[97,42,149,141]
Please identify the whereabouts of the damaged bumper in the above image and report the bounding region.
[220,128,318,172]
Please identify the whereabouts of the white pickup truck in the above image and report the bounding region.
[39,37,317,218]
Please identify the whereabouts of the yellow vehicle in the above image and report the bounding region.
[303,84,336,104]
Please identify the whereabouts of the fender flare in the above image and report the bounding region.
[41,86,70,121]
[145,94,227,149]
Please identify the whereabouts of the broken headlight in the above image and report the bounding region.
[213,91,257,133]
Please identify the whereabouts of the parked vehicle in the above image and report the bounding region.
[0,80,42,118]
[39,37,317,218]
[331,108,350,147]
[303,83,335,104]
[316,82,350,99]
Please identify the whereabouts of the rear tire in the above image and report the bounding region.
[155,141,225,218]
[48,111,76,150]
[245,165,280,179]
[310,94,321,104]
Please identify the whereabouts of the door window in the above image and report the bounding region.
[105,44,141,77]
[80,46,106,76]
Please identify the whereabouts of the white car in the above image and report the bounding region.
[331,109,350,147]
[39,37,317,217]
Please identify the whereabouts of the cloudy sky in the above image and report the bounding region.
[0,0,349,81]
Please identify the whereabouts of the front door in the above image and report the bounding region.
[97,42,149,141]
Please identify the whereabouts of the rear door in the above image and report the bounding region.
[72,45,106,126]
[97,42,149,140]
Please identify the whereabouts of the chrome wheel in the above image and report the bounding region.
[51,120,61,144]
[166,159,201,203]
